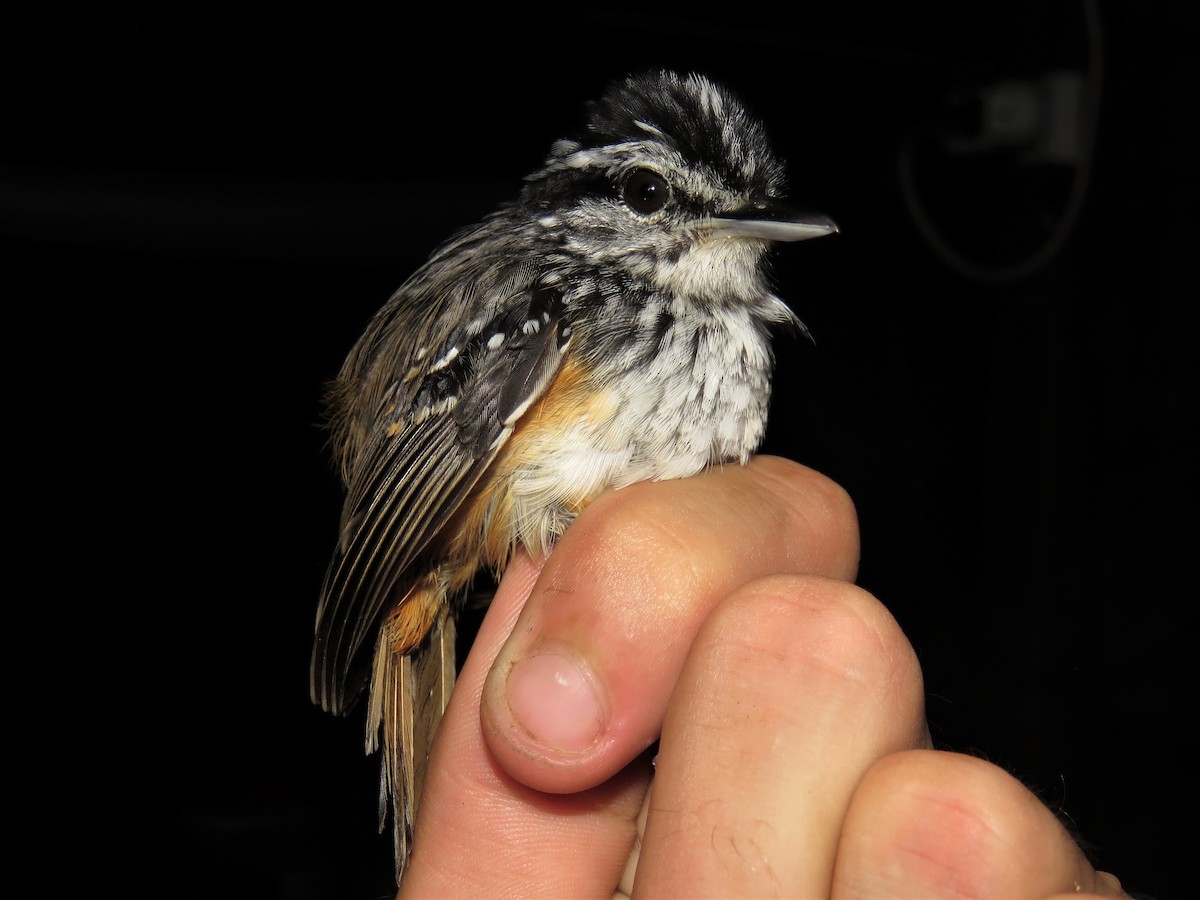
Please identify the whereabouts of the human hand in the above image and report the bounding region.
[397,456,1128,898]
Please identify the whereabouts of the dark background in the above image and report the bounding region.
[5,4,1193,898]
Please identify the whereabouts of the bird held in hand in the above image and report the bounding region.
[310,69,837,884]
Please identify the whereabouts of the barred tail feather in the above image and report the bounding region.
[412,607,456,820]
[368,597,457,883]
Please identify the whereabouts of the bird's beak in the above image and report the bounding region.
[709,199,838,242]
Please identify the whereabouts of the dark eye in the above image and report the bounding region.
[622,169,670,214]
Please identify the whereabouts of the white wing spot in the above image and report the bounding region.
[429,345,460,372]
[487,333,505,350]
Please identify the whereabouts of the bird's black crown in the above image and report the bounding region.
[579,70,787,197]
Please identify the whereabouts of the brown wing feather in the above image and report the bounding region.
[311,284,571,716]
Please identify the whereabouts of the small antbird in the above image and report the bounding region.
[310,69,836,883]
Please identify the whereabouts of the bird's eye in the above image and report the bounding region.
[622,169,670,214]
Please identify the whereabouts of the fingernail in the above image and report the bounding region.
[505,650,605,752]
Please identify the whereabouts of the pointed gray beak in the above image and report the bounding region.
[710,198,838,242]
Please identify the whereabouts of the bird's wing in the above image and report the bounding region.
[310,267,571,715]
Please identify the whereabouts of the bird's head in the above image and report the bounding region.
[519,70,836,309]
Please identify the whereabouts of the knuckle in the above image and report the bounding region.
[720,576,921,700]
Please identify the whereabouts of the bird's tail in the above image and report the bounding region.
[367,586,457,884]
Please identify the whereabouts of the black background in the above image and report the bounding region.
[5,5,1193,898]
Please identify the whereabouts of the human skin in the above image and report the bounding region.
[397,456,1128,899]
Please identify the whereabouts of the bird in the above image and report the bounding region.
[309,69,837,884]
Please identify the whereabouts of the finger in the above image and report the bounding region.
[633,574,929,898]
[833,750,1134,899]
[480,456,860,795]
[402,551,648,898]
